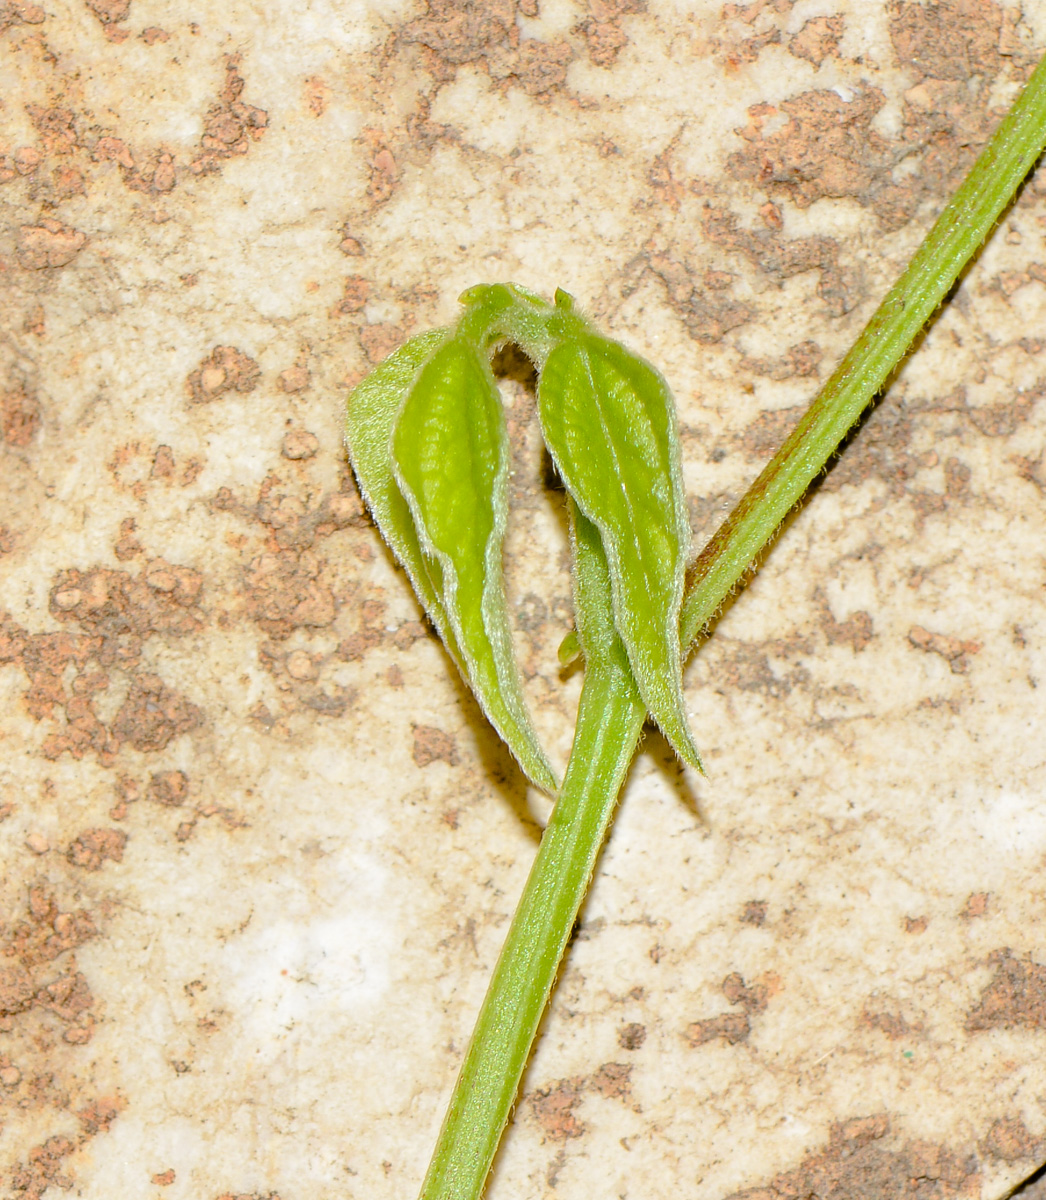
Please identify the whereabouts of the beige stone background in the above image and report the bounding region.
[3,0,1046,1197]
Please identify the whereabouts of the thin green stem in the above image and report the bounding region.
[417,47,1046,1200]
[680,50,1046,649]
[418,664,645,1200]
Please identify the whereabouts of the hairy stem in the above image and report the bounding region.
[418,663,645,1200]
[680,50,1046,648]
[416,47,1046,1200]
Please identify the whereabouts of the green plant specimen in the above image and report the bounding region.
[345,48,1046,1200]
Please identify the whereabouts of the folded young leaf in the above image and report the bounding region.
[345,328,460,654]
[539,327,702,771]
[392,334,559,795]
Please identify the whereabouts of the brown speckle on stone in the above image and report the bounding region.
[9,1135,77,1198]
[817,589,874,653]
[367,147,397,204]
[681,964,782,1041]
[327,492,365,529]
[214,1194,284,1200]
[26,103,79,153]
[967,949,1046,1033]
[575,17,628,68]
[78,1095,123,1136]
[618,1022,647,1050]
[528,1077,586,1142]
[243,550,336,638]
[114,517,142,561]
[961,891,990,919]
[304,74,331,117]
[281,430,319,460]
[944,456,972,498]
[0,2,45,29]
[890,0,1002,85]
[249,702,277,731]
[180,458,203,487]
[964,391,1037,438]
[589,1061,632,1100]
[1012,451,1046,494]
[278,364,310,393]
[149,770,189,806]
[0,965,35,1015]
[17,219,87,269]
[731,3,1009,234]
[112,676,201,753]
[1,385,41,447]
[12,145,42,174]
[722,971,768,1014]
[12,888,98,971]
[412,724,458,767]
[49,560,204,642]
[22,303,46,336]
[187,346,261,404]
[192,55,268,175]
[151,445,175,479]
[392,621,426,650]
[722,1114,980,1200]
[67,827,128,871]
[39,969,94,1023]
[53,165,86,198]
[982,1115,1041,1162]
[116,776,141,805]
[92,135,134,168]
[507,37,573,94]
[335,274,371,314]
[908,625,981,675]
[758,200,782,230]
[721,20,781,68]
[399,0,570,97]
[743,340,824,382]
[788,14,844,65]
[648,249,755,343]
[684,1012,751,1046]
[861,1008,915,1041]
[86,0,129,23]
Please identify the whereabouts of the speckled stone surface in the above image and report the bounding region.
[2,1,1046,1198]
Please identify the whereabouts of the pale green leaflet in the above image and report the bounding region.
[538,293,701,769]
[342,327,455,644]
[345,321,557,795]
[393,331,558,795]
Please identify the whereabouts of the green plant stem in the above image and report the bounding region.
[418,663,645,1200]
[680,50,1046,649]
[417,48,1046,1200]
